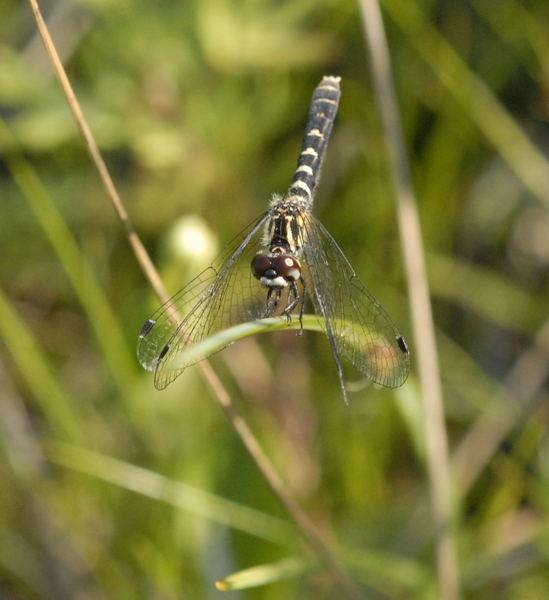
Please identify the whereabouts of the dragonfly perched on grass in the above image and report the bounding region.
[137,76,410,402]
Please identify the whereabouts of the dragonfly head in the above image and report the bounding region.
[251,253,301,287]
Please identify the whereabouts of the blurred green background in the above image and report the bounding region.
[1,0,549,598]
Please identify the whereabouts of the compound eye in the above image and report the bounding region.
[271,255,301,281]
[251,254,272,279]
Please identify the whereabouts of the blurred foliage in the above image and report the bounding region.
[1,0,549,598]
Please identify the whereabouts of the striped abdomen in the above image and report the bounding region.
[288,76,341,206]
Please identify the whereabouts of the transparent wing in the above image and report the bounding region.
[137,212,284,390]
[301,212,410,388]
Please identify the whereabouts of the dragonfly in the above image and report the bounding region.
[137,76,410,402]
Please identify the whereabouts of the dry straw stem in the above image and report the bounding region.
[358,2,460,600]
[26,0,364,597]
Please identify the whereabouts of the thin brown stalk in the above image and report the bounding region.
[358,1,460,599]
[27,0,364,597]
[27,0,165,303]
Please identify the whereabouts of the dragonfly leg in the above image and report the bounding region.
[283,280,301,325]
[296,275,306,335]
[265,287,283,317]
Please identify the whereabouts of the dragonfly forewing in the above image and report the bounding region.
[137,213,272,389]
[302,213,409,388]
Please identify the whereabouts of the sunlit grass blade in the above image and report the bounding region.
[215,557,317,591]
[162,314,408,389]
[215,547,430,592]
[47,440,295,545]
[165,315,323,371]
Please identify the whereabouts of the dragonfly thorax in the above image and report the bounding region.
[263,198,307,256]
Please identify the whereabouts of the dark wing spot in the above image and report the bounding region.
[397,335,409,355]
[158,343,170,361]
[139,319,155,338]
